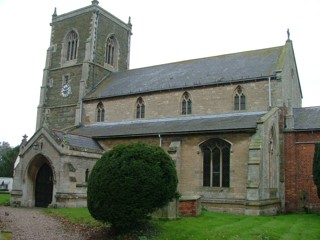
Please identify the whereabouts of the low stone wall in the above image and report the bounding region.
[55,192,87,208]
[201,198,280,215]
[152,199,179,219]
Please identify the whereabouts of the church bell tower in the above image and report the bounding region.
[36,0,132,130]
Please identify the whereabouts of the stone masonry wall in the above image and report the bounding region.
[84,80,280,124]
[99,131,252,203]
[95,13,131,71]
[42,7,130,130]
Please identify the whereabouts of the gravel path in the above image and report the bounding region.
[0,206,87,240]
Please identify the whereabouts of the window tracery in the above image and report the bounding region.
[201,139,231,187]
[66,30,78,61]
[234,86,246,110]
[182,92,192,115]
[136,97,145,119]
[96,102,105,122]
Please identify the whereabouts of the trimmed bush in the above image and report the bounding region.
[87,142,178,228]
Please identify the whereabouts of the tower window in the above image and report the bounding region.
[106,36,116,66]
[66,31,78,61]
[63,75,70,85]
[181,92,192,115]
[234,86,246,110]
[96,102,105,122]
[136,97,145,119]
[47,78,53,88]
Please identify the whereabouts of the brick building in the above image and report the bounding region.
[11,1,318,215]
[284,107,320,212]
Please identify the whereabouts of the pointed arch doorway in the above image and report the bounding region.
[35,163,53,207]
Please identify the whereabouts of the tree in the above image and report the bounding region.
[0,142,10,161]
[87,142,178,229]
[0,144,19,177]
[313,143,320,199]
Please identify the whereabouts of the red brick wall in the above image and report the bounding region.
[285,131,320,212]
[179,199,201,216]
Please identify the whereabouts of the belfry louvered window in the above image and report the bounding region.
[66,31,78,61]
[106,36,115,66]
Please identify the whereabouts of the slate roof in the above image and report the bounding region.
[85,46,284,100]
[69,111,266,138]
[293,107,320,130]
[53,130,103,151]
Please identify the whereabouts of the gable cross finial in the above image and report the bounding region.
[287,28,290,41]
[128,16,132,27]
[22,134,28,143]
[52,7,57,18]
[92,0,99,5]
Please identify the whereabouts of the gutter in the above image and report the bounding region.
[91,128,257,140]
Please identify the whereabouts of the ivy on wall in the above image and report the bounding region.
[313,143,320,199]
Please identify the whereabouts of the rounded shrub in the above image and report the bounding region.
[87,142,178,228]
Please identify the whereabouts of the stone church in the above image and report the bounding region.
[12,1,310,215]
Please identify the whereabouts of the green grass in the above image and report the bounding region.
[43,208,320,239]
[0,194,10,206]
[0,231,12,240]
[153,211,320,240]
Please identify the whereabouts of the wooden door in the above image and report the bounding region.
[35,164,53,207]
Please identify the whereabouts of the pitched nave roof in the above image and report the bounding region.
[69,111,266,138]
[85,45,285,100]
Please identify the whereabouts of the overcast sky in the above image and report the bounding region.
[0,0,319,147]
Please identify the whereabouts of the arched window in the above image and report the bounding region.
[136,97,145,119]
[96,102,105,122]
[66,30,78,61]
[200,139,231,187]
[105,36,117,66]
[234,86,246,110]
[181,92,192,115]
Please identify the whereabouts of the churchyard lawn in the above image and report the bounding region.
[44,207,320,239]
[0,194,10,206]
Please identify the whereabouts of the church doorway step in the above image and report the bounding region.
[35,163,53,208]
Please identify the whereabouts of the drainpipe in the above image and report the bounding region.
[158,134,162,147]
[268,77,272,108]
